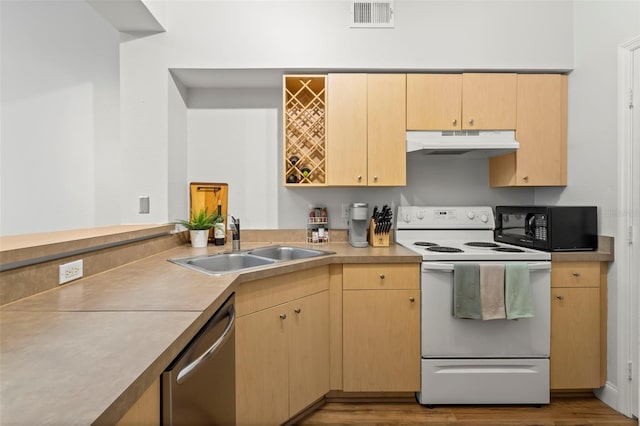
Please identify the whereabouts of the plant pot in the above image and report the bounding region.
[189,230,209,248]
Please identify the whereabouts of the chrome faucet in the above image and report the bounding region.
[229,216,240,251]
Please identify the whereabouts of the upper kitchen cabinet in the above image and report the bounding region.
[368,74,407,186]
[327,74,406,186]
[407,74,462,130]
[283,75,327,187]
[462,73,517,130]
[326,74,368,186]
[490,74,568,187]
[406,73,517,131]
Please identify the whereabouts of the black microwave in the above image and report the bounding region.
[494,206,598,252]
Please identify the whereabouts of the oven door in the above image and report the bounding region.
[421,261,550,358]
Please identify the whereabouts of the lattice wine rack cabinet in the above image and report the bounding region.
[283,75,327,186]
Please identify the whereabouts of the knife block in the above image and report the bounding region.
[368,219,390,247]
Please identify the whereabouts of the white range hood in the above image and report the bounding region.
[406,130,519,159]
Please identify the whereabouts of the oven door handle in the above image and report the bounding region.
[422,263,457,272]
[422,262,551,273]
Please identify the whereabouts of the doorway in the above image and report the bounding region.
[616,34,640,418]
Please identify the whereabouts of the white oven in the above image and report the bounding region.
[396,206,552,405]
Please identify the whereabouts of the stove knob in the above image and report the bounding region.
[467,211,475,220]
[416,210,425,220]
[480,214,489,223]
[403,213,412,223]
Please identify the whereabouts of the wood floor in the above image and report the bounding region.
[296,397,638,425]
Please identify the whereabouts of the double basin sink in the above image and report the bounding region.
[169,245,335,276]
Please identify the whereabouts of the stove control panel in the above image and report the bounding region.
[397,206,495,229]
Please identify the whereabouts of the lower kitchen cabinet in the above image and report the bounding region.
[342,264,420,392]
[235,267,330,425]
[550,261,607,389]
[116,377,160,426]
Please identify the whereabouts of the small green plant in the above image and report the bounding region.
[173,208,222,230]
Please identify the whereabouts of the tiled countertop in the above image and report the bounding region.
[0,241,420,425]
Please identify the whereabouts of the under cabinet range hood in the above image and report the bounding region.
[406,130,519,159]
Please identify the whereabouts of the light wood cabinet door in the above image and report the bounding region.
[490,74,568,187]
[327,74,368,186]
[343,289,420,391]
[236,304,289,425]
[327,74,406,187]
[116,378,159,426]
[367,74,407,186]
[406,74,462,130]
[405,73,514,131]
[462,73,517,130]
[289,291,330,416]
[236,267,330,424]
[550,287,601,389]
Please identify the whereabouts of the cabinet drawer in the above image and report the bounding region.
[343,264,419,290]
[551,262,600,288]
[236,266,329,316]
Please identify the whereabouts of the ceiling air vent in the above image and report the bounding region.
[350,0,394,28]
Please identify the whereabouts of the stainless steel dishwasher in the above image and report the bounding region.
[162,293,235,425]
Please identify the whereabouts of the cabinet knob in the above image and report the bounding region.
[468,118,474,126]
[572,271,581,277]
[452,119,457,126]
[373,176,378,182]
[280,313,287,320]
[294,308,301,314]
[357,175,362,181]
[379,274,385,279]
[555,295,564,301]
[409,296,415,302]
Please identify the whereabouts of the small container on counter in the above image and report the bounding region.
[307,206,329,244]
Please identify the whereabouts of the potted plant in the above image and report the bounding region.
[173,208,221,248]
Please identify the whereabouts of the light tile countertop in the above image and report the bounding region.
[0,240,421,425]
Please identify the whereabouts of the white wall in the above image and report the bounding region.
[535,0,640,408]
[167,73,189,223]
[186,88,279,228]
[0,0,121,236]
[161,0,573,70]
[117,0,575,228]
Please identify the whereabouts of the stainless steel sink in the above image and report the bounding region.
[169,252,276,276]
[247,245,333,261]
[169,245,334,276]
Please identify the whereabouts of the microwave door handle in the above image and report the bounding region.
[525,214,537,238]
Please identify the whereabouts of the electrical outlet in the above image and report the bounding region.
[59,259,83,285]
[138,196,150,214]
[341,203,350,218]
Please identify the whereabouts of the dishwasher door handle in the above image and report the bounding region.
[177,304,236,384]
